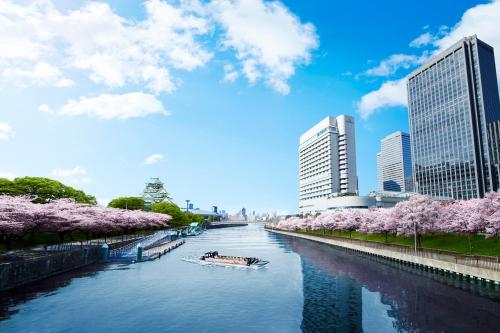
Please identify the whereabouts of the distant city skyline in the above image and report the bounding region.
[1,1,500,213]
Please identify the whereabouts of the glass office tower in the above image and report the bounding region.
[377,131,413,192]
[407,35,500,200]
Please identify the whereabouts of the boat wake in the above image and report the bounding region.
[181,257,267,270]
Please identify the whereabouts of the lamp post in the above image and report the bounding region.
[413,220,417,255]
[186,199,190,213]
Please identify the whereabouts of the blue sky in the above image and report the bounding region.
[1,0,500,214]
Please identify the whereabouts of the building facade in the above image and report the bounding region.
[141,177,171,208]
[407,35,500,200]
[299,115,358,204]
[299,192,414,215]
[377,131,413,192]
[299,115,357,211]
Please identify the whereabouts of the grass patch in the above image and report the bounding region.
[298,229,500,257]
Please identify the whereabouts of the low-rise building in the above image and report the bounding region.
[299,191,417,215]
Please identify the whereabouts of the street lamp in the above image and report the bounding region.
[413,220,417,255]
[186,199,190,213]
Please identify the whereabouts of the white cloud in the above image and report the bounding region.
[57,92,168,120]
[356,0,500,119]
[223,64,239,82]
[356,78,407,119]
[433,0,500,81]
[364,53,428,77]
[0,0,212,95]
[0,172,16,180]
[2,62,74,87]
[409,32,434,48]
[144,153,164,165]
[0,121,15,140]
[209,0,319,94]
[50,166,91,184]
[38,104,53,113]
[0,0,317,95]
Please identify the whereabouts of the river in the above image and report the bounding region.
[1,224,499,332]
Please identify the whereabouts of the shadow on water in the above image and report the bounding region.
[273,233,500,333]
[0,263,109,321]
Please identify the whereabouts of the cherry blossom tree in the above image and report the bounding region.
[0,195,171,248]
[391,195,441,247]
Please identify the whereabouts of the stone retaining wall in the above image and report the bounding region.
[0,240,138,292]
[0,247,101,291]
[266,228,500,283]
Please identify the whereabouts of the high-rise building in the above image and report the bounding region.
[299,115,357,209]
[377,131,413,192]
[407,35,500,200]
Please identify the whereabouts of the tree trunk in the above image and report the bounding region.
[58,232,65,243]
[417,233,422,248]
[385,232,388,243]
[5,236,12,251]
[467,234,472,254]
[29,232,35,244]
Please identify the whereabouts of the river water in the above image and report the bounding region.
[1,224,499,332]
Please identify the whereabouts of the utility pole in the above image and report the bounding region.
[186,199,190,213]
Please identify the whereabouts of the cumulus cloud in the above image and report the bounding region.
[223,64,239,82]
[0,0,211,94]
[38,104,53,113]
[356,0,500,119]
[50,166,91,184]
[434,0,500,80]
[356,78,407,119]
[144,154,164,165]
[0,172,16,180]
[0,0,316,96]
[0,121,15,140]
[409,32,434,48]
[2,62,74,87]
[209,0,319,94]
[57,92,169,120]
[364,53,429,77]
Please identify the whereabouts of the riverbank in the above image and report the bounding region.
[0,231,183,291]
[265,227,500,283]
[302,229,500,256]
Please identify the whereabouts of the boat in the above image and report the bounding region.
[187,222,203,236]
[199,251,269,267]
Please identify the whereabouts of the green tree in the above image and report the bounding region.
[108,197,145,210]
[151,202,190,227]
[0,177,96,204]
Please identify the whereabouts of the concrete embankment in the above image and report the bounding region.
[265,227,500,284]
[207,222,248,229]
[0,247,102,291]
[0,239,137,292]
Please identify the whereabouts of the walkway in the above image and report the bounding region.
[266,227,500,283]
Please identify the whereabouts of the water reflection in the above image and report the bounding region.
[0,226,499,333]
[0,264,106,321]
[286,236,500,332]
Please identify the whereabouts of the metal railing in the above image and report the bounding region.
[34,232,156,253]
[266,227,500,272]
[109,230,173,259]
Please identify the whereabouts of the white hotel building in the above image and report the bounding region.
[299,115,358,213]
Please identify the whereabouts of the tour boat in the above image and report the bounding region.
[199,251,269,267]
